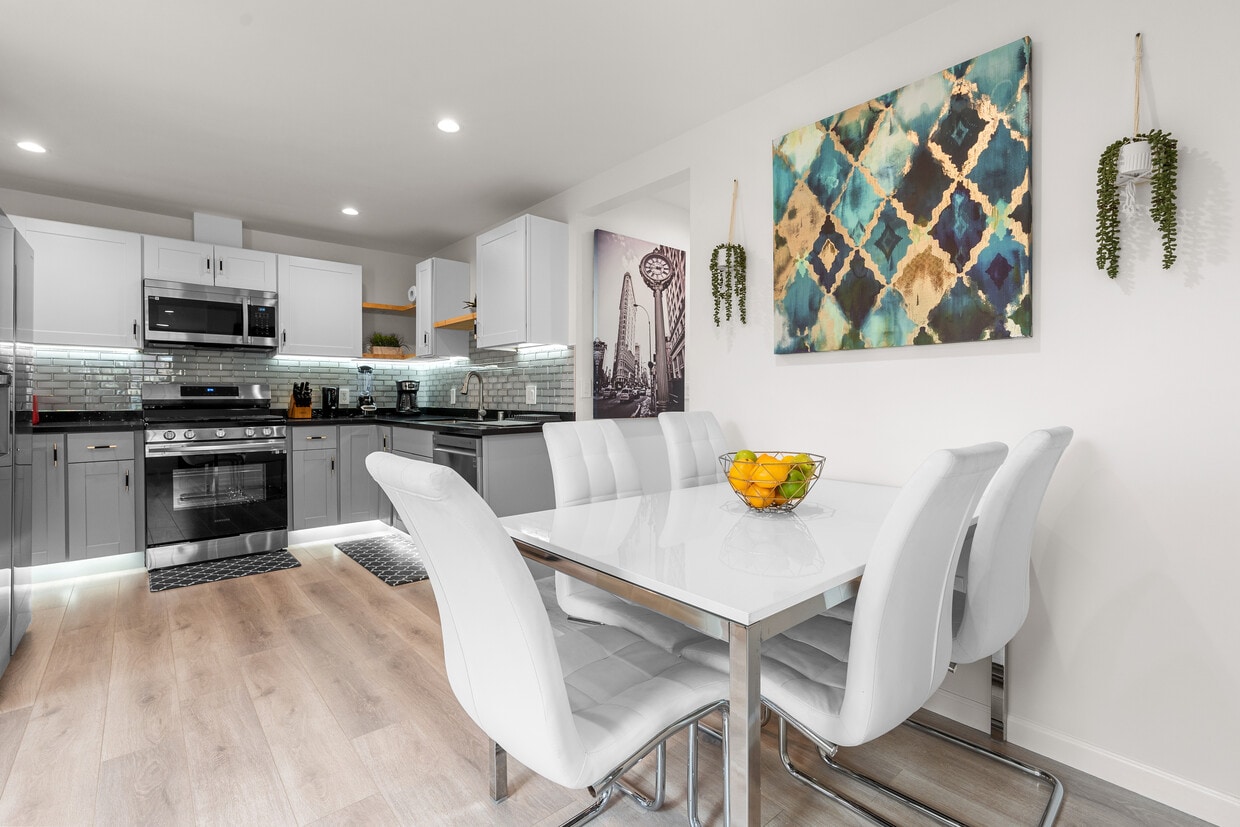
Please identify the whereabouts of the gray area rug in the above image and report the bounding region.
[335,534,429,587]
[148,549,300,592]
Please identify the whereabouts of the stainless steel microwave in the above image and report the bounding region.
[143,279,278,349]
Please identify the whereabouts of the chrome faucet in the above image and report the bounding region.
[460,371,486,420]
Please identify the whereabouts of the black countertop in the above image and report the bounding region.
[283,407,567,436]
[24,411,145,433]
[21,408,570,436]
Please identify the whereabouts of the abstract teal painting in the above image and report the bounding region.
[774,37,1031,352]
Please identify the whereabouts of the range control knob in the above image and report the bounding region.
[262,427,272,437]
[163,430,176,440]
[244,427,256,437]
[215,429,227,438]
[184,430,196,440]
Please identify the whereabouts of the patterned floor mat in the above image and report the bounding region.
[148,549,300,592]
[335,534,429,587]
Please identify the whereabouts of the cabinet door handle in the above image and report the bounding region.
[124,470,130,490]
[330,455,335,474]
[382,435,388,451]
[87,444,118,450]
[206,257,212,273]
[306,435,326,440]
[132,319,138,338]
[282,329,287,346]
[218,259,224,273]
[52,444,58,467]
[423,332,428,344]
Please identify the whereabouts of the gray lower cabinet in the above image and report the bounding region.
[17,433,67,566]
[66,432,138,561]
[339,424,383,524]
[389,428,433,535]
[290,426,338,530]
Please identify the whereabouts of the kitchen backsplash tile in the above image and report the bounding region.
[25,343,575,413]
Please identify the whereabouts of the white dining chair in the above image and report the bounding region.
[817,427,1074,826]
[659,411,728,490]
[543,420,708,655]
[366,452,730,826]
[680,441,1006,825]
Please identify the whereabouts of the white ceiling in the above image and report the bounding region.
[1,1,952,256]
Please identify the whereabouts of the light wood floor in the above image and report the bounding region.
[0,538,1212,826]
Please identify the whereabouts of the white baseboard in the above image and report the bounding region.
[921,688,1238,825]
[1007,716,1239,826]
[922,686,990,733]
[32,552,145,583]
[288,520,393,547]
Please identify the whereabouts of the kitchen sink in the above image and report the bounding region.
[438,418,536,428]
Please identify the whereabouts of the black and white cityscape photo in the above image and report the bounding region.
[592,229,686,419]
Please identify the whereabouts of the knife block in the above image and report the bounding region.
[287,398,312,419]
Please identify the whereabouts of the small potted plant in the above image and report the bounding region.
[368,332,405,356]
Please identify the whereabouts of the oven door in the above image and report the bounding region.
[144,440,287,569]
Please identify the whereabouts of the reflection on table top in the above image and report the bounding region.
[502,479,900,626]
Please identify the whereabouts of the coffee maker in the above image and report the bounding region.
[321,387,339,417]
[396,380,420,415]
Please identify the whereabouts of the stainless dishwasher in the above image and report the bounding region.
[432,433,481,492]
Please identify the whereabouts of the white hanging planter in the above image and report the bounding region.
[1116,140,1153,181]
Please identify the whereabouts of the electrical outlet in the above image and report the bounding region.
[450,387,457,404]
[339,387,350,405]
[525,384,537,405]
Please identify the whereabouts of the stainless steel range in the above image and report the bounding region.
[142,383,287,570]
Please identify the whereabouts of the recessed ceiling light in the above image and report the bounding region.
[341,207,359,216]
[17,141,46,153]
[437,118,460,134]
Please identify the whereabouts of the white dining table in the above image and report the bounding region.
[501,478,902,826]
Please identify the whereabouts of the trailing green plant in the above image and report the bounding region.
[1095,129,1178,279]
[710,243,747,325]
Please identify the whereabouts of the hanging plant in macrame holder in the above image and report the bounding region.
[711,179,747,325]
[1095,33,1179,279]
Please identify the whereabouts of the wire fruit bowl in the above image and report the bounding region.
[718,451,825,512]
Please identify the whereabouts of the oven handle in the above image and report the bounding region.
[146,441,287,458]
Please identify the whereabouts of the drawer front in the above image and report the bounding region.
[67,432,136,463]
[292,426,338,451]
[392,426,433,458]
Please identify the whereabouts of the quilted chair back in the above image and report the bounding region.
[659,411,728,490]
[366,452,588,785]
[543,419,643,507]
[952,427,1074,664]
[838,442,1007,747]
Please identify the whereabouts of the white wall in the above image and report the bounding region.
[447,1,1238,821]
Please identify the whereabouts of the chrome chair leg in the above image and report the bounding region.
[905,719,1064,827]
[615,742,666,810]
[817,745,965,827]
[991,648,1007,741]
[688,708,729,827]
[489,739,508,803]
[776,716,895,827]
[559,784,617,827]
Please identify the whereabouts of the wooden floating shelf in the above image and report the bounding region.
[361,352,416,360]
[435,312,477,331]
[362,301,415,312]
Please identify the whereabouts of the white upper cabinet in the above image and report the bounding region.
[277,254,362,358]
[143,235,277,292]
[214,246,277,291]
[475,215,568,348]
[13,216,143,348]
[414,257,469,358]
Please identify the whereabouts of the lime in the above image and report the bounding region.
[734,449,757,463]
